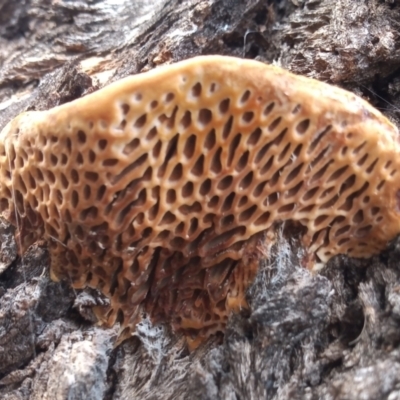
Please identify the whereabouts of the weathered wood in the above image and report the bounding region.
[1,0,400,399]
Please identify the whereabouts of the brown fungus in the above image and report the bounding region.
[1,55,400,348]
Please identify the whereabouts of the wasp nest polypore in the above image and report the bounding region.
[1,56,400,346]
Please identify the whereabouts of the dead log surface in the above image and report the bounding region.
[1,0,400,399]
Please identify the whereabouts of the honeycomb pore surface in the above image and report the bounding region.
[1,55,400,346]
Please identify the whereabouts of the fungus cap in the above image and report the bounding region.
[1,55,400,344]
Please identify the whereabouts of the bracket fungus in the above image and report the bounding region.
[1,55,400,347]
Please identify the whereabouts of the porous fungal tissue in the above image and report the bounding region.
[1,56,400,346]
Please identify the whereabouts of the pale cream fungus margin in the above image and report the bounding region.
[1,55,400,348]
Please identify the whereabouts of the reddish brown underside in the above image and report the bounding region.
[1,56,400,347]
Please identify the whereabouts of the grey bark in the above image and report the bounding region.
[1,0,400,399]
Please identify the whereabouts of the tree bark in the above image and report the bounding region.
[1,0,400,399]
